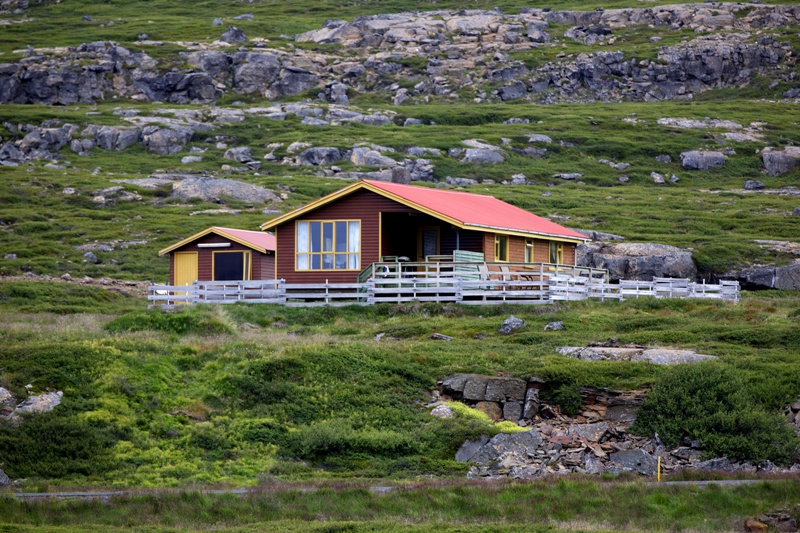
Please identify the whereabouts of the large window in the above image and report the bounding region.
[296,220,360,271]
[494,235,508,262]
[549,241,564,264]
[213,251,251,280]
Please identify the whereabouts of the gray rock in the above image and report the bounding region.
[499,315,525,334]
[455,435,491,463]
[568,422,609,443]
[578,242,696,282]
[224,146,254,163]
[212,17,223,26]
[527,134,553,144]
[221,26,248,43]
[403,118,423,126]
[608,449,657,476]
[463,376,488,401]
[522,388,539,419]
[761,146,800,176]
[695,457,737,472]
[298,147,341,166]
[141,126,194,155]
[11,391,63,419]
[654,154,672,163]
[485,378,526,402]
[83,251,99,263]
[181,155,202,164]
[679,150,725,170]
[350,147,396,167]
[544,321,564,331]
[232,52,281,94]
[233,13,253,20]
[461,149,504,164]
[171,177,279,203]
[441,374,470,394]
[793,208,800,217]
[461,430,543,465]
[0,387,14,407]
[0,467,9,487]
[651,172,666,184]
[267,67,319,98]
[743,179,765,190]
[504,118,529,124]
[0,142,23,162]
[430,404,455,419]
[498,81,526,101]
[552,173,582,180]
[324,82,349,105]
[732,263,800,290]
[503,402,523,421]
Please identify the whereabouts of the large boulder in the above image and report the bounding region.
[0,467,9,487]
[10,391,63,420]
[608,449,657,476]
[171,177,279,203]
[266,67,319,98]
[761,146,800,176]
[350,147,397,167]
[578,242,697,281]
[95,126,141,151]
[731,263,800,290]
[456,430,543,464]
[141,126,194,155]
[297,147,341,166]
[232,52,281,94]
[221,26,248,43]
[461,149,504,164]
[679,150,726,170]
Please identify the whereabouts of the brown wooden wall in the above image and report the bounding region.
[168,233,274,284]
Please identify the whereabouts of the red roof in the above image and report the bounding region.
[212,227,276,251]
[362,180,587,240]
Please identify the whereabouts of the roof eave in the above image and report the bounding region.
[462,223,589,243]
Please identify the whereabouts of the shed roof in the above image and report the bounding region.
[158,226,276,256]
[261,180,588,242]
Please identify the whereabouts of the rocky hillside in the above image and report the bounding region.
[0,0,798,286]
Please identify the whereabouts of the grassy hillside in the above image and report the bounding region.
[0,282,798,488]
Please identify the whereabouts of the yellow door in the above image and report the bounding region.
[174,252,198,304]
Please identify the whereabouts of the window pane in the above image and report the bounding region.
[549,242,557,263]
[297,222,309,253]
[310,222,321,252]
[323,222,333,252]
[214,252,244,281]
[335,221,347,252]
[335,254,346,269]
[323,253,334,269]
[348,222,360,252]
[311,254,321,270]
[349,254,359,270]
[297,254,309,270]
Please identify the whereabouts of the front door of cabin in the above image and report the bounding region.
[416,226,440,262]
[174,252,198,303]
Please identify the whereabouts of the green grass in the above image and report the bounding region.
[0,283,798,488]
[0,480,799,532]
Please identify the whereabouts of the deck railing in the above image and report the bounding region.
[149,264,739,307]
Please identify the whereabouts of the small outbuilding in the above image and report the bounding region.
[158,226,275,286]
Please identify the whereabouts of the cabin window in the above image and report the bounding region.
[494,235,508,262]
[296,220,360,271]
[524,239,534,263]
[213,251,251,280]
[549,242,563,264]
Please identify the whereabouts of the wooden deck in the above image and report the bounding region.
[149,261,740,307]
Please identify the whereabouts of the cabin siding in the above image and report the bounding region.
[277,190,414,284]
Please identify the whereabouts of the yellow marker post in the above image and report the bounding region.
[657,456,661,482]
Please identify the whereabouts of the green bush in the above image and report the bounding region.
[288,419,420,458]
[548,384,584,416]
[0,410,120,478]
[105,308,235,336]
[631,363,799,465]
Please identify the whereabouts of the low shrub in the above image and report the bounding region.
[105,308,235,336]
[631,362,800,465]
[288,419,420,458]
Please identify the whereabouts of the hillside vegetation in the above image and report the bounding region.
[0,1,799,525]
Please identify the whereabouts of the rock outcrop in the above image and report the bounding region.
[170,177,280,203]
[1,5,798,106]
[578,242,697,281]
[762,146,800,176]
[730,262,800,290]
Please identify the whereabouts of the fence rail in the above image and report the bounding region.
[149,275,739,307]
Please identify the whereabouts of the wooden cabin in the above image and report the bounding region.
[158,227,275,286]
[260,180,589,284]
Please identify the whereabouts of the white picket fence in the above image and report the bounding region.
[149,276,739,307]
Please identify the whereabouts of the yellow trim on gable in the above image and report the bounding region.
[158,227,268,256]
